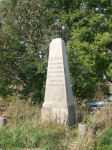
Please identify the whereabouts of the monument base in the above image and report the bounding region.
[41,104,75,125]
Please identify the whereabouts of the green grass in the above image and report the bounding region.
[96,128,112,150]
[0,123,67,150]
[0,98,111,150]
[0,99,70,149]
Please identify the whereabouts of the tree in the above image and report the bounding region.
[66,1,112,99]
[0,0,50,103]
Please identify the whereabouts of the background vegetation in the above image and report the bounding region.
[0,98,111,149]
[0,0,112,103]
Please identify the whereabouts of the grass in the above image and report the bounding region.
[0,97,70,149]
[0,96,112,150]
[96,128,112,150]
[0,124,67,149]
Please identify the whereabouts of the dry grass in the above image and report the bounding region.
[68,103,112,150]
[0,96,69,149]
[6,100,41,127]
[94,104,112,129]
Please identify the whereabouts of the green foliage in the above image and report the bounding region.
[0,0,49,102]
[0,124,66,149]
[0,0,112,102]
[65,4,112,98]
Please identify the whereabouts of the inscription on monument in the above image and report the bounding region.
[47,58,64,85]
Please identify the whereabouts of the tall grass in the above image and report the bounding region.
[68,103,112,150]
[0,98,69,149]
[0,124,67,149]
[0,97,112,150]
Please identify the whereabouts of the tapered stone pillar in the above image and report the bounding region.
[41,38,75,125]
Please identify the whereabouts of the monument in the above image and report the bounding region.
[41,38,75,125]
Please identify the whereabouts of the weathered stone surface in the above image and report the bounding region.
[0,116,7,126]
[41,38,75,125]
[78,123,87,139]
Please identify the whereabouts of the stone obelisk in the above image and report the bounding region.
[41,38,75,125]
